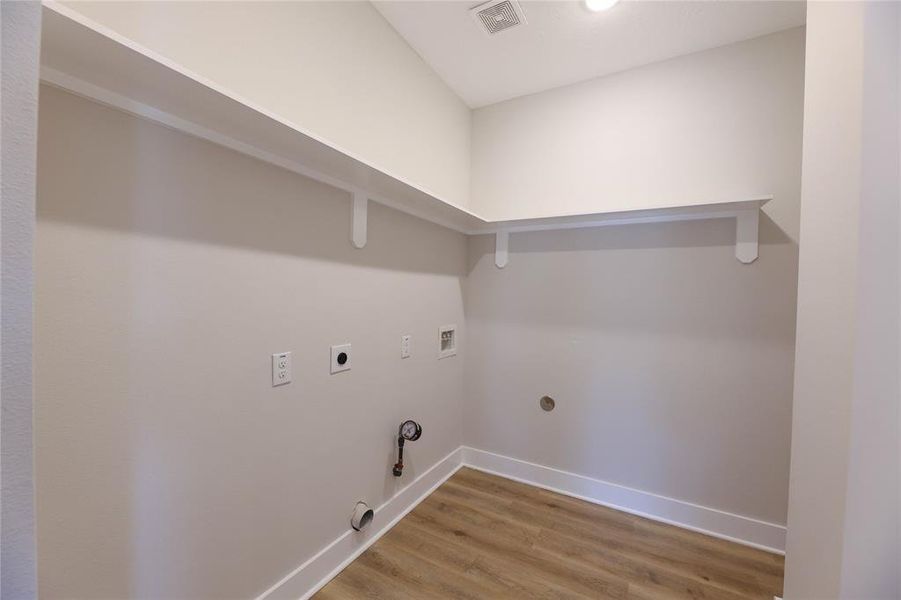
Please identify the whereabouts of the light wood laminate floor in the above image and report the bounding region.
[315,467,784,599]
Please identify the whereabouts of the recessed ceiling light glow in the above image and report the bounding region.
[585,0,620,11]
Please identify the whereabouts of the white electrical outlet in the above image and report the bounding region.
[401,335,412,359]
[272,352,291,386]
[330,344,351,374]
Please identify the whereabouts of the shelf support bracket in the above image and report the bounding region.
[495,231,509,268]
[735,208,759,264]
[352,192,367,249]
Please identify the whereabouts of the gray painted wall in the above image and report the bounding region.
[464,216,798,526]
[35,86,466,599]
[462,30,804,529]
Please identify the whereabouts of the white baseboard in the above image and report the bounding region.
[256,447,464,600]
[258,445,785,599]
[461,446,786,555]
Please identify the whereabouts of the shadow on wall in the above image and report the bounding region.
[468,212,791,272]
[465,214,797,342]
[36,85,466,278]
[474,212,791,262]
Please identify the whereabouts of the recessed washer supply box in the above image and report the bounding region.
[438,325,456,359]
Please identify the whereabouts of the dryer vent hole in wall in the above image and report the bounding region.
[350,501,373,532]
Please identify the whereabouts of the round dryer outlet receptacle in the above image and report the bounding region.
[539,396,556,412]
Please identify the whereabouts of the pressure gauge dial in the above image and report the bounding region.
[400,419,422,441]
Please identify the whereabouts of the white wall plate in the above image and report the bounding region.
[438,325,456,359]
[330,344,351,374]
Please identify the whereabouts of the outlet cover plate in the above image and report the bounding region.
[272,352,291,386]
[330,344,351,374]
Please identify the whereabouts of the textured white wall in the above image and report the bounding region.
[35,86,466,599]
[1,2,40,599]
[472,28,805,240]
[60,0,472,209]
[784,3,900,598]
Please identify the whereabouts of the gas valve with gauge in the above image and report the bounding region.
[392,419,422,477]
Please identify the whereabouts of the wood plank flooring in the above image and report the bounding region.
[315,467,784,599]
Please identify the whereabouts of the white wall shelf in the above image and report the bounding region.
[39,2,770,268]
[489,199,768,267]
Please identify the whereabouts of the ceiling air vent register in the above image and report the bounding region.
[471,0,528,35]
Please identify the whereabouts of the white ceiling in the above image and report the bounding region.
[373,1,806,108]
